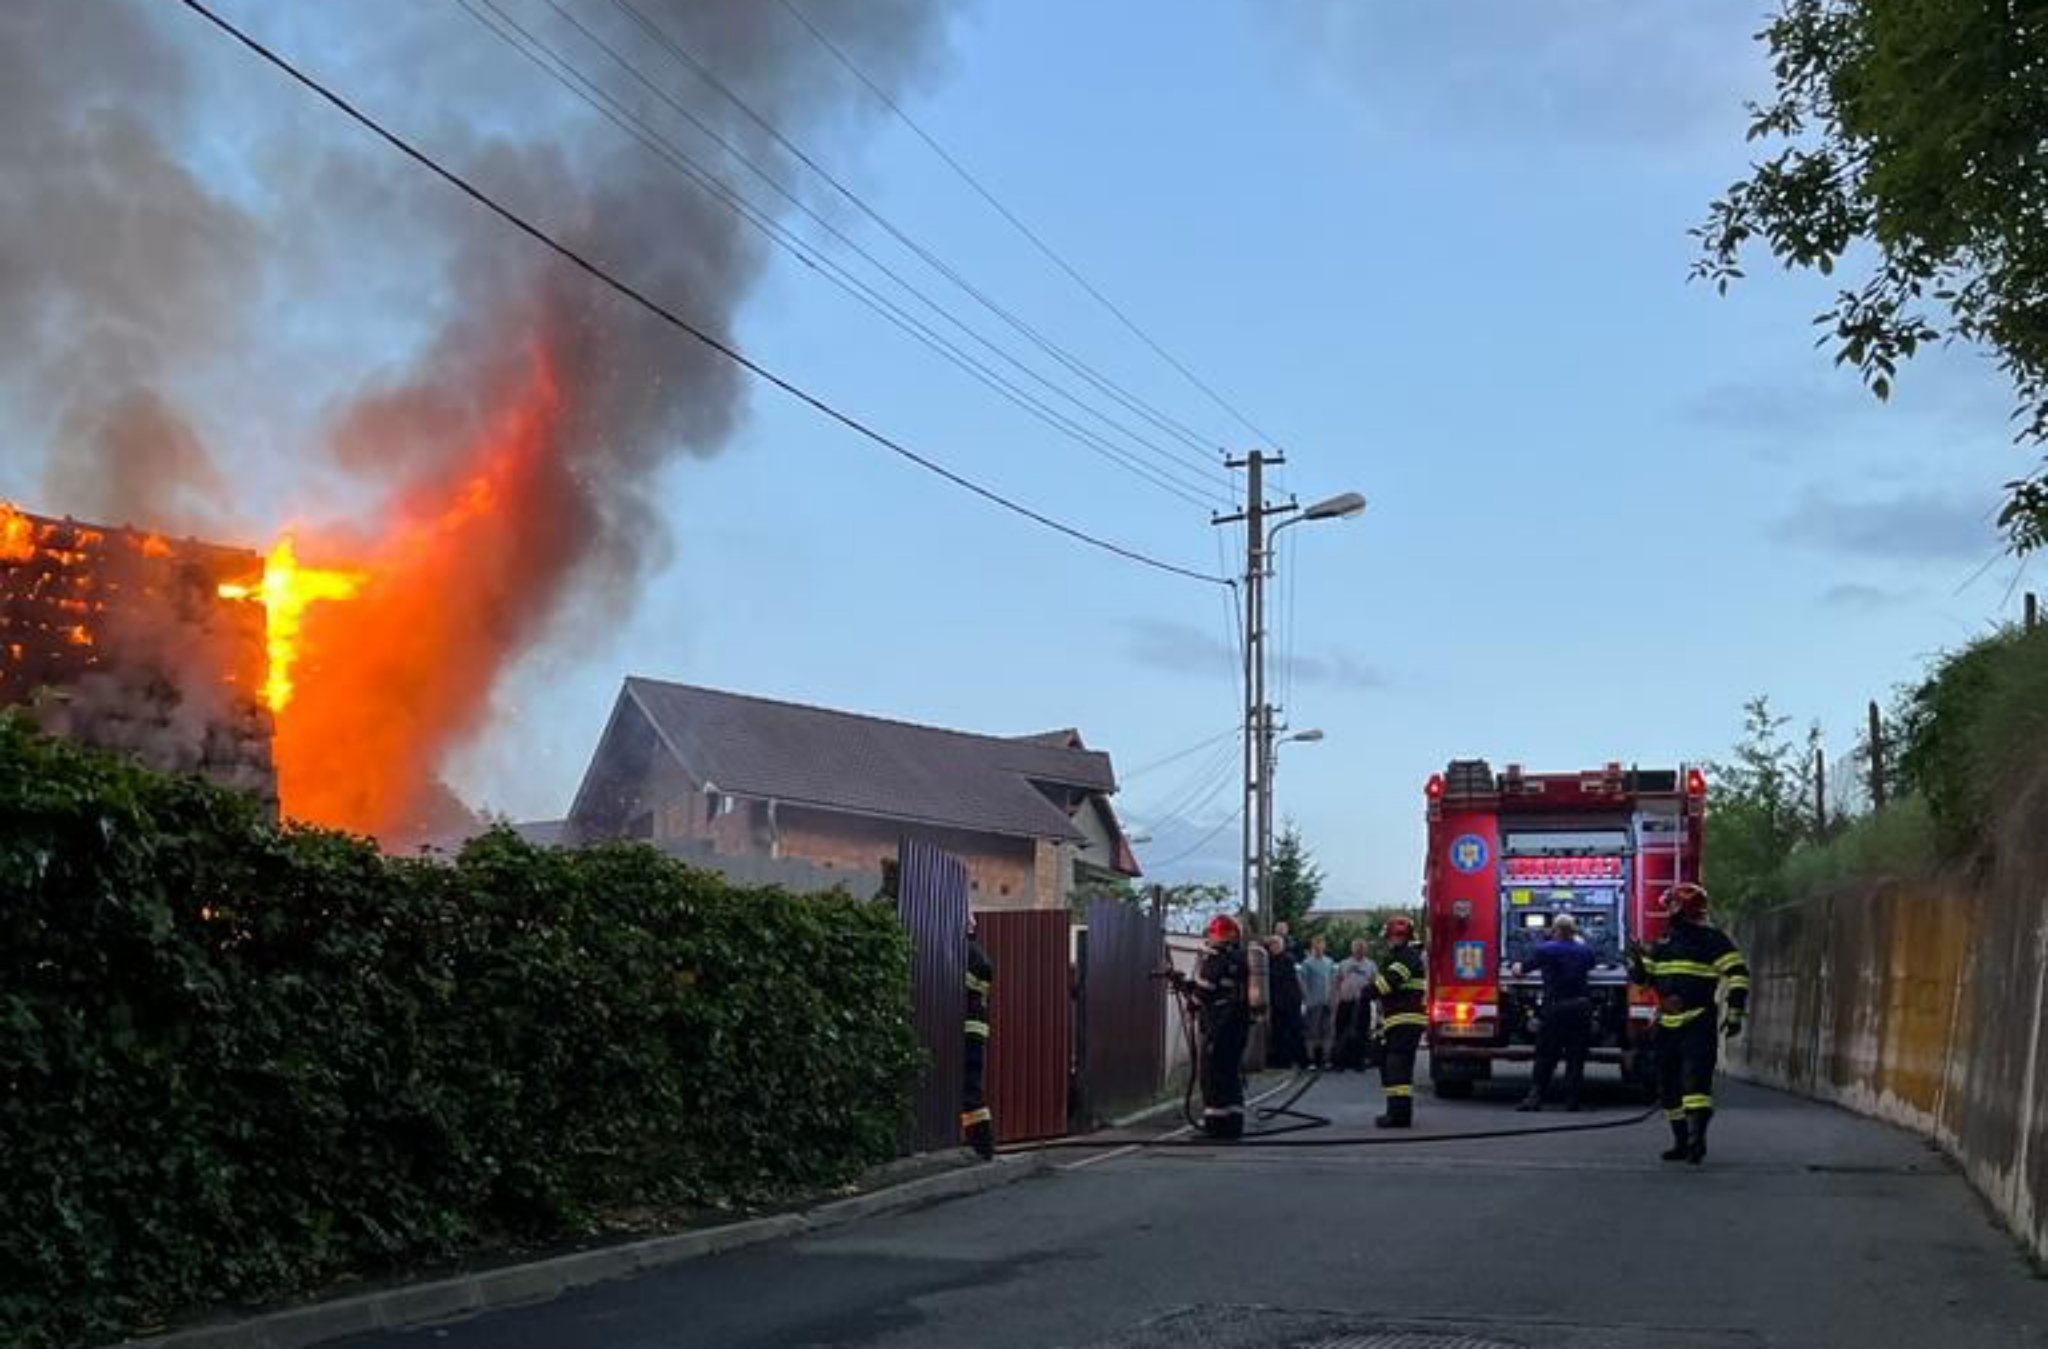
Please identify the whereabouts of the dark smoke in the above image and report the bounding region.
[1,0,959,836]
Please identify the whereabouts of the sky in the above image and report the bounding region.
[1,0,2034,906]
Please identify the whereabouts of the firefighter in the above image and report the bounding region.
[1628,882,1749,1164]
[961,914,996,1160]
[1372,915,1428,1129]
[1191,913,1252,1139]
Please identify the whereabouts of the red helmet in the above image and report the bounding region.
[1204,914,1242,945]
[1664,883,1710,920]
[1383,915,1416,943]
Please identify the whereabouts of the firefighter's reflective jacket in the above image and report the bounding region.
[1373,946,1428,1032]
[966,941,994,1041]
[1193,943,1251,1033]
[1629,923,1750,1029]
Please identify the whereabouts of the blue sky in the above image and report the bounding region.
[3,0,2032,904]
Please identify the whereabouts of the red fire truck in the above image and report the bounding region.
[1421,759,1706,1098]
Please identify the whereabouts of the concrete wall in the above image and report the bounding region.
[1729,773,2048,1261]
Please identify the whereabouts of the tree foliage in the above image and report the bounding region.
[1268,823,1324,932]
[1695,0,2048,552]
[0,716,918,1349]
[1895,621,2048,859]
[1705,695,1823,913]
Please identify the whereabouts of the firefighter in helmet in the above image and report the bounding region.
[1628,883,1749,1164]
[1372,915,1428,1129]
[1191,913,1252,1139]
[961,913,996,1160]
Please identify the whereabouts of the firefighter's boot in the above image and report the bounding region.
[1374,1095,1414,1129]
[1660,1119,1690,1162]
[1686,1111,1712,1165]
[966,1120,996,1161]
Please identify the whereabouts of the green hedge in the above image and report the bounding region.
[0,716,919,1348]
[1898,624,2048,860]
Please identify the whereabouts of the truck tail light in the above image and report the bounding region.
[1686,768,1708,798]
[1431,986,1499,1030]
[1425,772,1444,820]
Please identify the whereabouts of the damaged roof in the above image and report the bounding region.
[618,677,1118,844]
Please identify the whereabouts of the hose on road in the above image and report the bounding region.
[999,986,1664,1155]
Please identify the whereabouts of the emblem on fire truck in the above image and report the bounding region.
[1449,833,1490,874]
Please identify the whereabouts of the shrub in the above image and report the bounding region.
[1777,795,1939,902]
[1897,625,2048,860]
[0,716,918,1348]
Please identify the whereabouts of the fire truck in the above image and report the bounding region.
[1421,759,1706,1098]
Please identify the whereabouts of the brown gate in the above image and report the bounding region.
[976,910,1072,1144]
[895,839,968,1154]
[1079,895,1167,1123]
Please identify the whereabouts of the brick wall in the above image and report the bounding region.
[700,802,1056,908]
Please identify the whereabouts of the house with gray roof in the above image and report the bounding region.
[565,678,1141,908]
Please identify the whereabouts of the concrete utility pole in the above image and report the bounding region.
[1214,459,1365,932]
[1215,450,1288,931]
[1868,699,1888,811]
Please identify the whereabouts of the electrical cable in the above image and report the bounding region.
[452,0,1232,514]
[175,0,1231,590]
[527,0,1239,503]
[1143,804,1243,872]
[609,0,1242,475]
[1119,727,1243,783]
[776,0,1284,453]
[1002,981,1662,1153]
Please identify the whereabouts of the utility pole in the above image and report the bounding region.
[1214,450,1293,932]
[2027,591,2040,632]
[1813,744,1828,837]
[1868,699,1888,811]
[1214,466,1364,933]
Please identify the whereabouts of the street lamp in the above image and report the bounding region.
[1302,492,1367,522]
[1260,727,1326,926]
[1250,496,1364,932]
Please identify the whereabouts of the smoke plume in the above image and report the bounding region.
[0,0,956,843]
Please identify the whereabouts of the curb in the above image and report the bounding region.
[115,1155,1049,1349]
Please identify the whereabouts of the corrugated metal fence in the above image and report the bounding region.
[1079,895,1167,1122]
[977,910,1073,1144]
[895,839,968,1154]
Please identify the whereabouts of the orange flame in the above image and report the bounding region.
[0,502,33,562]
[219,538,367,713]
[264,343,570,844]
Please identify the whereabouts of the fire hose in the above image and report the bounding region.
[999,968,1661,1154]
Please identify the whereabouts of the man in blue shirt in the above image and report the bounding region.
[1517,915,1597,1112]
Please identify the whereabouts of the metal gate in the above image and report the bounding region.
[976,910,1072,1144]
[1078,895,1167,1122]
[895,839,968,1154]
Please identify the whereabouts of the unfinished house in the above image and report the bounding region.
[564,678,1141,908]
[0,503,276,812]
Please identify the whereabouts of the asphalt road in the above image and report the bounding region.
[342,1068,2048,1349]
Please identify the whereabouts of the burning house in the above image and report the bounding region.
[0,501,277,812]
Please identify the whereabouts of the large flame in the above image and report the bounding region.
[0,503,33,562]
[218,538,366,712]
[257,343,574,845]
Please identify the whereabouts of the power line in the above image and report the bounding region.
[1130,738,1242,835]
[453,0,1232,513]
[777,0,1285,452]
[1118,725,1242,783]
[172,0,1230,589]
[1146,806,1244,872]
[606,0,1241,477]
[525,0,1238,503]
